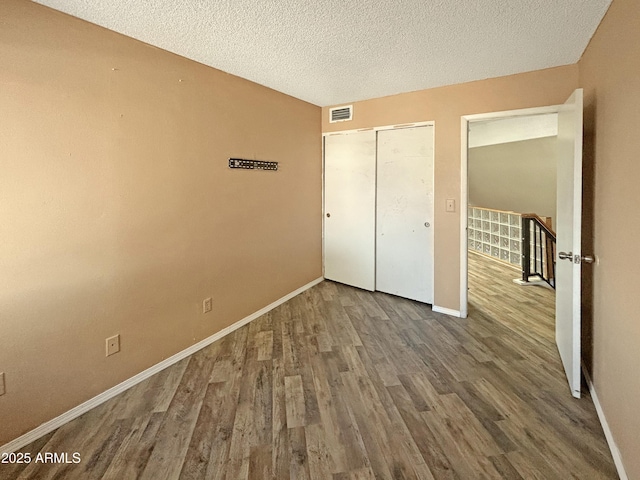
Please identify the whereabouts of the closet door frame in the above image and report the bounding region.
[322,121,435,302]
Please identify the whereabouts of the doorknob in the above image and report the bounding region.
[558,251,572,260]
[559,251,595,264]
[424,222,430,227]
[326,213,330,218]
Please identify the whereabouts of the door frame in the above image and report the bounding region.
[322,121,435,302]
[459,106,560,318]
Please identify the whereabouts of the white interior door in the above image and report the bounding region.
[556,88,583,398]
[376,126,434,303]
[324,131,376,291]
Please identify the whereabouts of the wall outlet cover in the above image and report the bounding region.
[203,297,213,314]
[106,335,120,357]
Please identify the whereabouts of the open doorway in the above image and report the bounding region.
[460,90,585,398]
[467,112,558,299]
[465,113,559,359]
[460,105,561,318]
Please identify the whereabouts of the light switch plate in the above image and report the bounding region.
[446,199,456,212]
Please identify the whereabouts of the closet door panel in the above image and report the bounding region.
[323,131,376,291]
[376,126,434,303]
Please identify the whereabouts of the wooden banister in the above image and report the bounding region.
[521,213,556,239]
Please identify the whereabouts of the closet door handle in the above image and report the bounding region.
[424,222,430,227]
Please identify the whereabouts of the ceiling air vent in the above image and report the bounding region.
[329,105,353,123]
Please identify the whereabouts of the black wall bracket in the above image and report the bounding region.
[228,158,278,171]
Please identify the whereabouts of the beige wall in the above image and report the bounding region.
[0,0,321,445]
[579,0,640,477]
[469,137,557,227]
[4,1,636,474]
[323,66,579,311]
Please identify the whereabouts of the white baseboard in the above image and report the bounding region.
[582,364,628,480]
[432,305,462,317]
[0,277,324,455]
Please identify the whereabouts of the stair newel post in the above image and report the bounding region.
[521,217,531,283]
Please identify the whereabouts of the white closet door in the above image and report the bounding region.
[376,126,434,303]
[324,131,376,291]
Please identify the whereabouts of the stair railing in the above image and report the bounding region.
[521,214,556,289]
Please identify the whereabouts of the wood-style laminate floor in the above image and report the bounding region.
[1,252,618,479]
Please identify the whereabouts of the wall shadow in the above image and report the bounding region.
[581,93,597,377]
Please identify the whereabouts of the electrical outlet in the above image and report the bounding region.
[0,372,5,396]
[203,297,212,314]
[106,335,120,357]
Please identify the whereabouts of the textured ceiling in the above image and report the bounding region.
[34,0,611,107]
